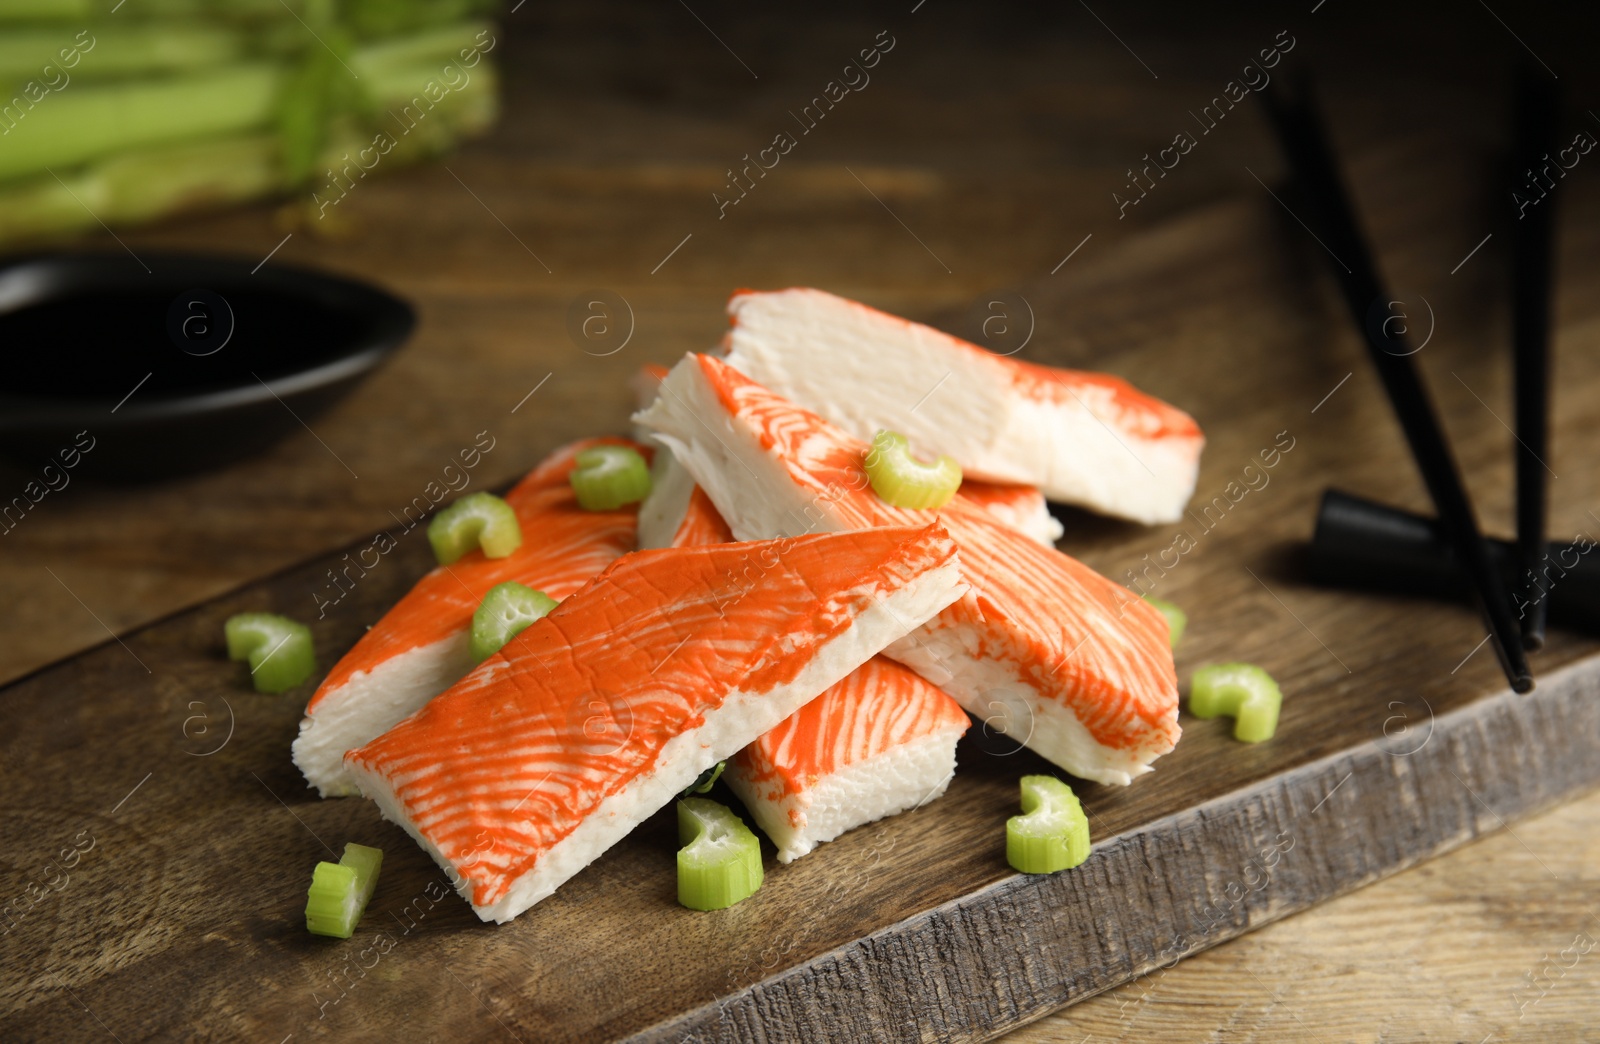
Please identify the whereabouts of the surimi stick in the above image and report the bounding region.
[724,657,969,863]
[293,438,643,797]
[345,523,967,922]
[719,287,1204,524]
[633,365,1061,549]
[935,479,1061,546]
[636,354,1180,786]
[659,478,970,863]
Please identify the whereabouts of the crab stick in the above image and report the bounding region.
[293,438,643,797]
[636,354,1180,785]
[345,523,967,922]
[718,287,1203,524]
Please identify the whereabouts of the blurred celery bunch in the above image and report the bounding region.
[0,0,504,245]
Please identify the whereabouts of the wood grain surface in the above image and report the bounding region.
[3,2,1599,1040]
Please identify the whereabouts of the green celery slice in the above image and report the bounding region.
[305,862,359,938]
[1142,596,1187,648]
[677,797,762,911]
[570,446,652,511]
[305,843,384,939]
[1189,663,1282,742]
[427,492,522,565]
[470,581,558,662]
[864,430,962,510]
[681,761,725,797]
[339,843,383,908]
[1006,775,1090,874]
[224,612,314,694]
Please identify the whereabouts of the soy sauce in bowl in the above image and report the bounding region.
[0,253,414,480]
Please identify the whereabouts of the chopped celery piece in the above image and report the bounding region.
[677,797,762,911]
[305,862,359,938]
[1189,663,1282,742]
[305,842,384,939]
[428,492,522,565]
[681,761,725,797]
[864,430,962,510]
[470,581,557,662]
[1007,775,1090,874]
[1142,596,1187,648]
[224,612,314,694]
[570,446,652,511]
[339,843,384,904]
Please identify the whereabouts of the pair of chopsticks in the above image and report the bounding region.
[1259,73,1557,694]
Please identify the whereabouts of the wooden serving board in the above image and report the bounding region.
[6,168,1600,1043]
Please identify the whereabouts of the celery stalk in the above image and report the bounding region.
[343,0,501,37]
[0,27,244,81]
[0,18,502,247]
[0,134,276,243]
[0,0,323,22]
[0,20,496,185]
[0,0,482,25]
[349,20,496,80]
[0,65,282,182]
[0,61,496,248]
[0,0,99,19]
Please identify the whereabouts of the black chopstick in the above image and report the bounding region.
[1259,77,1534,694]
[1308,489,1600,638]
[1511,65,1561,650]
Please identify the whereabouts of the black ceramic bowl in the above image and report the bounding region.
[0,252,414,480]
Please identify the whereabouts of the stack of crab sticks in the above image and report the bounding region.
[288,287,1204,924]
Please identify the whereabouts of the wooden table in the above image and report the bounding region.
[4,2,1599,1039]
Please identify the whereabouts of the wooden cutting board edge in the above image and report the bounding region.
[633,654,1600,1043]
